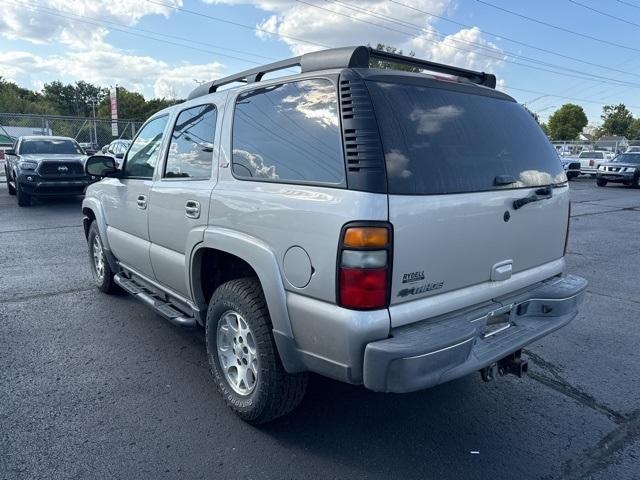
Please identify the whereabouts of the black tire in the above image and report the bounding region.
[16,181,31,206]
[206,278,307,424]
[87,221,118,294]
[5,169,16,195]
[596,178,607,187]
[632,175,640,189]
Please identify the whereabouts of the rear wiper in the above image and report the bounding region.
[513,186,553,210]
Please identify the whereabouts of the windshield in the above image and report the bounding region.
[579,151,604,159]
[19,139,84,155]
[367,80,564,195]
[613,154,640,164]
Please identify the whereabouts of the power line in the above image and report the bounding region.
[501,85,640,110]
[476,0,640,54]
[617,0,640,9]
[5,0,270,67]
[386,0,640,80]
[146,0,331,49]
[295,0,640,89]
[568,0,640,29]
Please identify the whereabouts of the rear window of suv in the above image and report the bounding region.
[367,80,565,195]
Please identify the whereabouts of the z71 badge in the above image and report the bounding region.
[398,281,445,298]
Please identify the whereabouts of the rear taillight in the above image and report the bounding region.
[337,223,392,310]
[564,201,571,255]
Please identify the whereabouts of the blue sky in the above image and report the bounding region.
[1,0,640,126]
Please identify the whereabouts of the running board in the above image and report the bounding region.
[114,273,197,328]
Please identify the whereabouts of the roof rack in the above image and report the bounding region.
[187,45,496,100]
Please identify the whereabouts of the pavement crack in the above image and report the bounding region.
[587,290,640,306]
[524,350,624,423]
[571,207,638,218]
[0,224,82,234]
[561,409,640,480]
[0,287,94,304]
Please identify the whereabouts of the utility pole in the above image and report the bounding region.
[90,99,97,145]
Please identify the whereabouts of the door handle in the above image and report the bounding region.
[137,194,147,209]
[185,200,200,219]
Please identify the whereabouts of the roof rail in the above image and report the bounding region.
[187,45,496,100]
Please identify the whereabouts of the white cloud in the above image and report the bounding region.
[204,0,503,73]
[0,48,224,99]
[0,0,183,48]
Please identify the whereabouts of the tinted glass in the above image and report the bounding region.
[367,81,565,195]
[165,104,217,179]
[232,79,344,185]
[123,116,168,179]
[579,151,604,159]
[613,154,640,164]
[19,139,83,155]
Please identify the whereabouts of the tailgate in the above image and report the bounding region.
[389,186,568,306]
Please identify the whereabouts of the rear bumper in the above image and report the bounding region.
[363,274,587,393]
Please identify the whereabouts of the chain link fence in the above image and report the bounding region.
[0,113,143,149]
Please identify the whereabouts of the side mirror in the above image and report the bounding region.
[115,152,124,159]
[5,148,16,156]
[86,155,118,177]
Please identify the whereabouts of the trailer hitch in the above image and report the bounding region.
[479,350,529,382]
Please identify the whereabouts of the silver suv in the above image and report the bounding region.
[82,46,587,423]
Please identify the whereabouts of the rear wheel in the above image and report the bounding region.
[596,178,607,187]
[206,278,307,424]
[88,221,118,293]
[15,181,31,206]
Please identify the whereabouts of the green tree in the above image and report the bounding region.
[369,43,421,72]
[547,104,588,140]
[540,123,550,136]
[627,118,640,140]
[97,87,180,121]
[599,104,634,137]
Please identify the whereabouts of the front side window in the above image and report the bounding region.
[367,80,565,195]
[231,78,345,185]
[122,116,169,179]
[19,139,83,155]
[164,104,217,179]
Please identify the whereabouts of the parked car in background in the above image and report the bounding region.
[560,157,581,180]
[79,142,99,155]
[625,146,640,153]
[576,150,607,176]
[82,46,586,424]
[596,152,640,188]
[101,139,131,167]
[4,135,98,206]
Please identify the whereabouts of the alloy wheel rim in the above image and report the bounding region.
[216,310,258,396]
[92,235,105,282]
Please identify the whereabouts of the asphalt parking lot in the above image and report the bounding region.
[1,177,639,480]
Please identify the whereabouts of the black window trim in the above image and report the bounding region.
[120,113,170,180]
[229,75,347,189]
[160,103,218,182]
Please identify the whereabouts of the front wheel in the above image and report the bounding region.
[87,221,118,293]
[206,278,307,424]
[16,181,31,206]
[632,175,640,189]
[596,178,607,187]
[5,169,16,195]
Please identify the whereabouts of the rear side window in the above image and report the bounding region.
[231,79,345,185]
[164,104,217,179]
[367,81,565,195]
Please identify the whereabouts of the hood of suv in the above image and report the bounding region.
[19,153,87,163]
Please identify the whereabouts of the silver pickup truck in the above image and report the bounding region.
[82,46,587,424]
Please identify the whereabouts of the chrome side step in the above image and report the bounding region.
[114,273,197,328]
